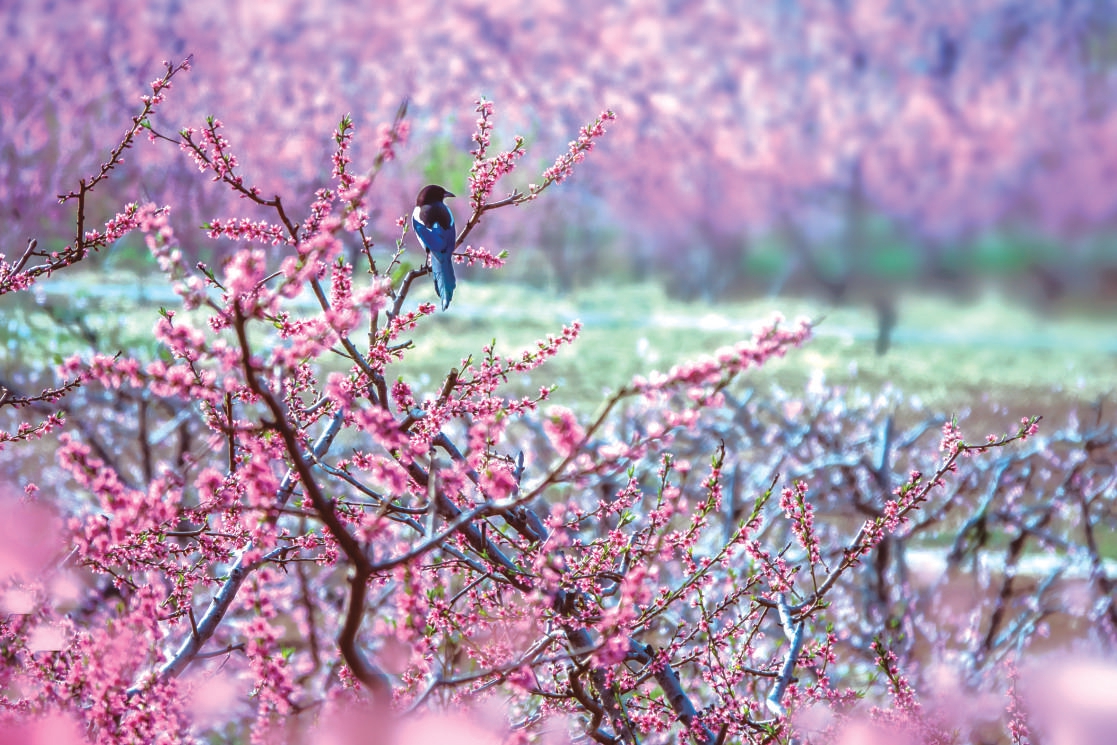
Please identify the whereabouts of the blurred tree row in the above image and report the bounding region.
[4,0,1117,310]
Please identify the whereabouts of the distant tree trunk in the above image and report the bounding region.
[874,295,898,355]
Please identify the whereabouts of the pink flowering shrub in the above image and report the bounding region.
[1,61,1115,745]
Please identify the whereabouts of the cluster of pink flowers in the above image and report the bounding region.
[181,118,237,181]
[375,118,410,164]
[939,419,964,455]
[632,315,812,396]
[780,480,821,565]
[467,98,527,214]
[455,245,507,269]
[530,110,617,196]
[205,217,289,245]
[542,406,585,458]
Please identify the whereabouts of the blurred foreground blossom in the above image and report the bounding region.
[25,622,66,653]
[311,707,555,745]
[0,488,60,584]
[0,715,85,745]
[1025,658,1117,745]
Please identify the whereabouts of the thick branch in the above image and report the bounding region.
[765,597,805,717]
[338,565,391,701]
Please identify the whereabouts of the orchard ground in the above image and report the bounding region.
[4,271,1113,421]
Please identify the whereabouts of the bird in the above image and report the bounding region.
[412,184,457,310]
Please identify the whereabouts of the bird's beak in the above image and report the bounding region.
[445,191,456,198]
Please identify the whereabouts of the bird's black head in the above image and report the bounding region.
[416,184,455,206]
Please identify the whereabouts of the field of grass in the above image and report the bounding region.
[3,273,1115,424]
[401,281,1116,410]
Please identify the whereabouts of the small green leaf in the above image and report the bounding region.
[390,261,414,284]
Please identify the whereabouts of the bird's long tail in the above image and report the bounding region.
[429,249,456,310]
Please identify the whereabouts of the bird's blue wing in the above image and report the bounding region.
[412,214,457,310]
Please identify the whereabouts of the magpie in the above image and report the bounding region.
[412,184,457,310]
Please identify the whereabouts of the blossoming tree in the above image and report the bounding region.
[4,56,1112,745]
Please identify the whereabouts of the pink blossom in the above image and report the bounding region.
[543,406,585,458]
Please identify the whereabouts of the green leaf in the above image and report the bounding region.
[390,261,414,284]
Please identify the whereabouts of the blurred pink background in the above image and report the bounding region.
[3,0,1117,301]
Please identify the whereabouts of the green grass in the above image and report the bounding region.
[393,282,1116,416]
[2,273,1114,421]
